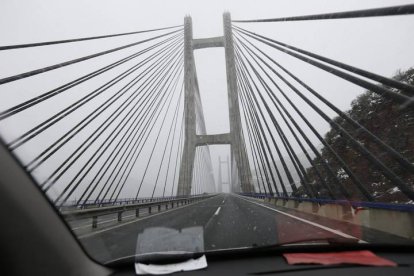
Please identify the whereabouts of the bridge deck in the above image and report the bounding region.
[75,194,411,263]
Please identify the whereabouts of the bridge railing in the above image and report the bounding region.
[240,192,414,212]
[62,194,215,228]
[58,195,191,210]
[240,192,414,239]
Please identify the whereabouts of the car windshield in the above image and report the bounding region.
[1,0,413,265]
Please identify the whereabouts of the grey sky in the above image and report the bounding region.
[0,0,413,200]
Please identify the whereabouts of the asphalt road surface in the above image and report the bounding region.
[77,194,412,263]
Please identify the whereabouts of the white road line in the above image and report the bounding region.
[77,195,219,239]
[204,196,227,229]
[234,194,367,242]
[214,207,221,215]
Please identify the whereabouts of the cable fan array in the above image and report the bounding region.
[0,25,214,207]
[232,4,414,202]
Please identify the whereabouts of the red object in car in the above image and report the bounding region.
[283,250,397,267]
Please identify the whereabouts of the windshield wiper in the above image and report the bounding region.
[279,236,365,246]
[226,236,366,254]
[249,264,376,275]
[106,251,204,266]
[106,237,365,266]
[136,251,204,264]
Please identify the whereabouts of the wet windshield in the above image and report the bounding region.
[0,0,413,264]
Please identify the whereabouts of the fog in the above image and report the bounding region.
[0,0,413,201]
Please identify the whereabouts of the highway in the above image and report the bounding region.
[77,194,411,263]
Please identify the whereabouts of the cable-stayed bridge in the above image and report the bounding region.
[0,4,413,263]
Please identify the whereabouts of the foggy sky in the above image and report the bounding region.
[1,0,413,200]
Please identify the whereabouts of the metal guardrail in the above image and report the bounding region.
[62,194,216,228]
[58,196,182,208]
[241,193,414,212]
[240,193,414,239]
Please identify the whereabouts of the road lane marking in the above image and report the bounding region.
[77,195,221,239]
[205,196,227,229]
[234,194,367,243]
[214,207,221,215]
